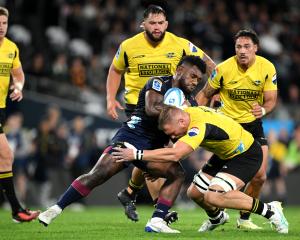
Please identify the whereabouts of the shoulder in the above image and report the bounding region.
[216,56,236,73]
[3,37,18,50]
[121,32,144,48]
[256,55,275,68]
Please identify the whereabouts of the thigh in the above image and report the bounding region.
[202,154,226,177]
[220,141,263,185]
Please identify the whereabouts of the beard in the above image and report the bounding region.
[145,29,165,42]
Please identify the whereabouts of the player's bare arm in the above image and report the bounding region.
[106,63,125,120]
[145,89,164,117]
[10,66,24,102]
[202,53,216,77]
[112,141,194,163]
[195,81,219,106]
[251,90,277,118]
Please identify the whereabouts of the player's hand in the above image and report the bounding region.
[107,99,124,120]
[112,147,135,162]
[9,84,23,102]
[250,102,265,119]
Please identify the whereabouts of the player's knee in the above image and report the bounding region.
[187,184,204,202]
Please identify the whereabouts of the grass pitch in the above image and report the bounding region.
[0,205,299,240]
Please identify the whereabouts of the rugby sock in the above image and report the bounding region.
[240,210,251,220]
[205,208,224,224]
[57,180,91,210]
[250,198,274,219]
[152,197,172,219]
[127,179,144,196]
[0,172,23,214]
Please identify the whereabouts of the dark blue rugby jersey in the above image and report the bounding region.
[125,76,197,137]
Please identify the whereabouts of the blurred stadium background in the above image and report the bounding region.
[1,0,299,209]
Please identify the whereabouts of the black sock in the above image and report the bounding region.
[0,172,23,214]
[250,198,274,219]
[206,208,221,219]
[240,211,251,220]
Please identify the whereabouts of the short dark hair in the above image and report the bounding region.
[177,55,206,74]
[234,29,259,45]
[144,5,166,19]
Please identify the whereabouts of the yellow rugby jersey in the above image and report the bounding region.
[179,106,254,160]
[0,37,21,107]
[113,32,204,105]
[208,56,277,123]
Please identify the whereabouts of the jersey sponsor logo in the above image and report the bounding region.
[233,141,245,154]
[133,54,145,59]
[0,63,12,76]
[166,52,175,58]
[188,42,198,53]
[252,80,261,86]
[228,89,260,101]
[127,116,142,129]
[272,74,277,85]
[229,80,238,84]
[188,127,199,137]
[210,68,218,80]
[138,63,171,77]
[152,79,162,91]
[115,46,121,60]
[8,53,14,59]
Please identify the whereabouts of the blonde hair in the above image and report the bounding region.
[158,106,180,130]
[0,7,9,17]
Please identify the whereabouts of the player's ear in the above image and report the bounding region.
[165,20,168,29]
[140,21,145,30]
[254,44,258,53]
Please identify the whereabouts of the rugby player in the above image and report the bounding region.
[112,106,288,234]
[106,4,215,222]
[38,56,206,233]
[195,29,277,229]
[0,7,40,222]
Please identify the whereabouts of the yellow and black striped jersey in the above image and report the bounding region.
[179,106,254,160]
[0,37,21,107]
[113,31,205,105]
[208,56,277,123]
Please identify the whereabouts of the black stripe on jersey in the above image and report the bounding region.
[14,50,17,59]
[182,49,186,57]
[204,123,229,140]
[220,76,224,87]
[124,51,129,68]
[265,74,268,80]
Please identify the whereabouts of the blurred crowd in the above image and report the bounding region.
[0,106,103,208]
[2,0,300,106]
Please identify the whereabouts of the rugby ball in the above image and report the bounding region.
[163,87,185,108]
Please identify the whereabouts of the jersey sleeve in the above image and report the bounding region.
[145,77,167,95]
[179,38,204,59]
[112,43,126,71]
[263,62,277,91]
[12,45,21,69]
[178,124,206,150]
[207,67,222,90]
